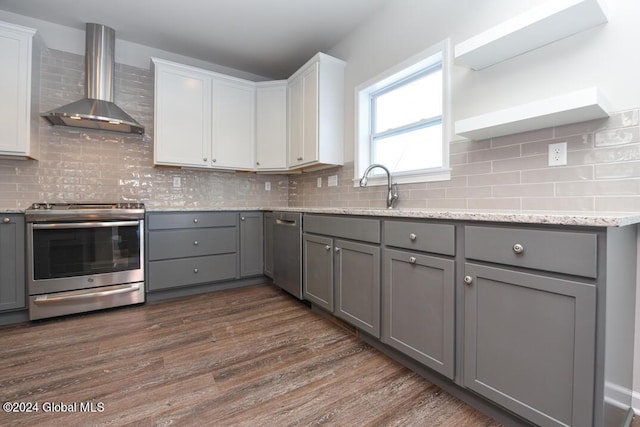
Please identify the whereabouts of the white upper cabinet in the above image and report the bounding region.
[0,21,39,159]
[152,52,345,172]
[256,81,287,171]
[152,57,256,171]
[287,53,345,170]
[212,76,255,170]
[153,59,212,168]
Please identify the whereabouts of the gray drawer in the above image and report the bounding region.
[148,253,237,291]
[384,220,455,256]
[304,214,380,243]
[465,226,597,278]
[148,211,237,230]
[148,227,236,261]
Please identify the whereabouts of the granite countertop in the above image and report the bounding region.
[3,205,638,227]
[144,205,640,228]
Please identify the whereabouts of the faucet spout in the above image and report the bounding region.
[359,164,399,209]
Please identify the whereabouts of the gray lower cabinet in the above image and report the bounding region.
[302,214,381,338]
[239,212,263,277]
[0,214,25,311]
[463,263,596,427]
[147,211,238,291]
[382,248,454,379]
[334,239,380,337]
[303,233,333,312]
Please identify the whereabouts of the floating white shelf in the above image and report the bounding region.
[454,87,611,141]
[455,0,608,70]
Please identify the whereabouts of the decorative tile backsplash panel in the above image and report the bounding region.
[1,48,638,213]
[289,109,640,213]
[0,49,289,210]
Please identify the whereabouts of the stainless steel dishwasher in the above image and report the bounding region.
[272,212,302,299]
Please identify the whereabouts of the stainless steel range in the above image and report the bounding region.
[25,202,145,320]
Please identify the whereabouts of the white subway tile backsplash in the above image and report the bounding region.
[2,49,640,214]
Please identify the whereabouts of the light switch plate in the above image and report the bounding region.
[328,175,338,187]
[172,176,181,189]
[265,181,271,191]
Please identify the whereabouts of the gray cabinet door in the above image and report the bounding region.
[239,212,263,277]
[263,212,274,278]
[303,233,333,311]
[335,239,380,338]
[0,215,25,311]
[463,263,596,427]
[382,248,454,379]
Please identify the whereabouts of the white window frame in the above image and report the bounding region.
[354,39,452,187]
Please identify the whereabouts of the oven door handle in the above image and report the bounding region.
[32,284,141,304]
[31,220,140,229]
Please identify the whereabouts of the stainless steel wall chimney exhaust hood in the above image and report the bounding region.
[41,23,144,135]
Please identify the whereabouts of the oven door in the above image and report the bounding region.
[27,220,144,295]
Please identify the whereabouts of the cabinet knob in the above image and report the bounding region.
[194,241,198,246]
[335,247,341,253]
[2,218,9,224]
[409,256,417,264]
[194,268,199,273]
[241,216,245,221]
[193,218,198,223]
[409,233,417,241]
[256,161,260,165]
[212,159,217,163]
[463,276,473,285]
[513,243,525,254]
[325,245,331,251]
[297,157,303,161]
[203,158,207,162]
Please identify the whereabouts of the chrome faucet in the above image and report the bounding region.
[359,164,399,209]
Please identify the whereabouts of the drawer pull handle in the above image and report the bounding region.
[463,275,473,285]
[409,256,417,264]
[513,243,525,254]
[194,241,198,246]
[2,218,9,224]
[325,245,331,251]
[194,268,199,273]
[409,233,417,241]
[193,218,198,223]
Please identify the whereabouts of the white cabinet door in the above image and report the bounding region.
[256,81,287,170]
[0,22,36,158]
[288,62,318,168]
[211,77,255,170]
[287,53,344,170]
[153,59,212,168]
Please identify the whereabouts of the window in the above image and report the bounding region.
[355,39,451,186]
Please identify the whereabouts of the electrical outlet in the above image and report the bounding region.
[264,181,271,191]
[317,177,322,188]
[548,142,568,166]
[172,176,181,189]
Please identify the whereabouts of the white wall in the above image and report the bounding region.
[329,0,640,162]
[327,0,640,412]
[0,10,268,81]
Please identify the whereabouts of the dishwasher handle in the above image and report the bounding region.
[276,218,297,226]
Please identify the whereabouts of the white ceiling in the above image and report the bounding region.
[0,0,389,79]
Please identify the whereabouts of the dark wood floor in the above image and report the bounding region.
[1,284,504,426]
